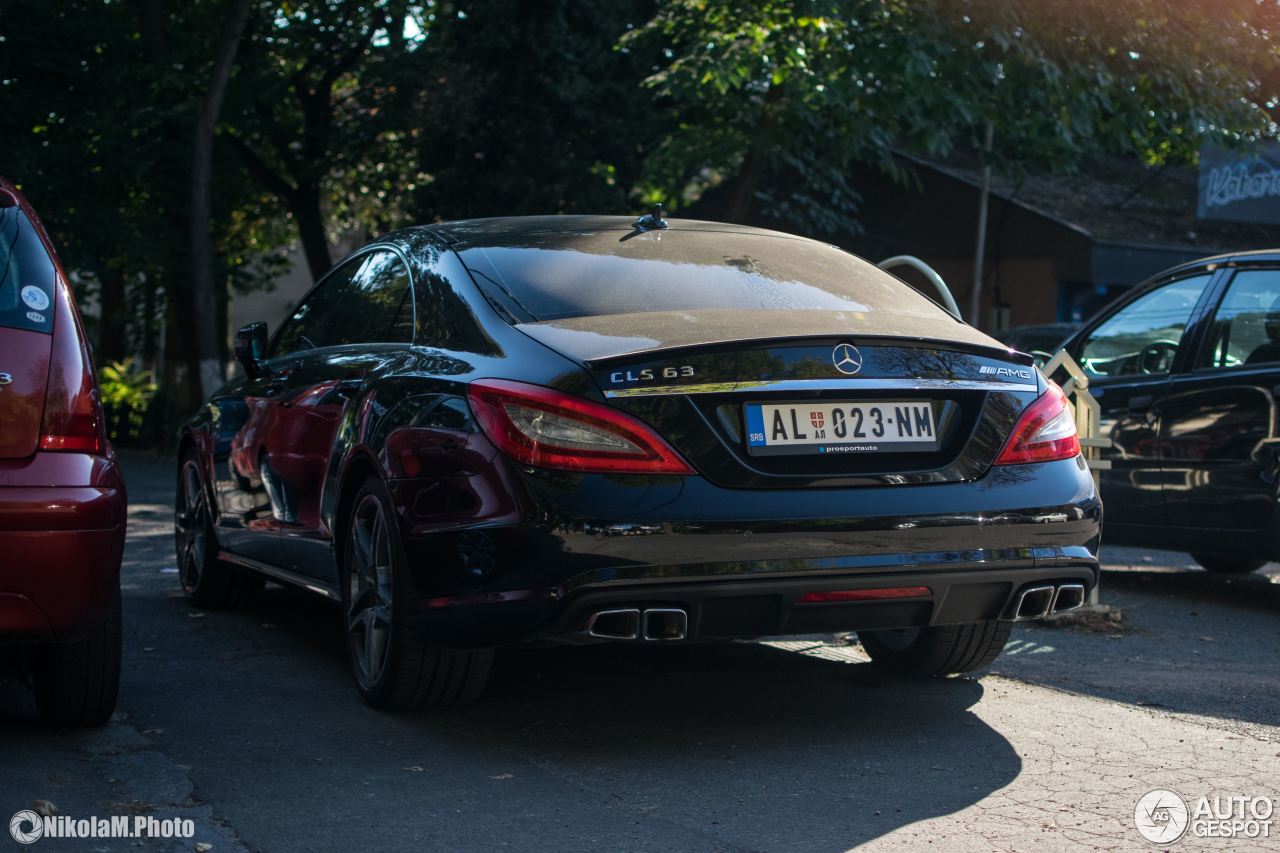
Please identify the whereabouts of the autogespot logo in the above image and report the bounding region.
[832,343,863,375]
[1133,788,1276,844]
[9,810,43,845]
[1135,789,1190,844]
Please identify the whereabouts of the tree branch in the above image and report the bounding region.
[225,132,299,202]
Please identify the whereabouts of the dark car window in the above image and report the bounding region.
[414,250,495,353]
[1202,269,1280,369]
[457,231,952,323]
[272,254,367,357]
[0,207,56,334]
[329,250,413,347]
[1079,274,1213,378]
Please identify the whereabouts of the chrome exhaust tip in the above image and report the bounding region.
[641,608,688,641]
[1013,585,1056,621]
[1051,583,1086,614]
[587,608,641,640]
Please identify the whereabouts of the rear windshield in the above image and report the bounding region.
[458,230,952,323]
[0,207,56,334]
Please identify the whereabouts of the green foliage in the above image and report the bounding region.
[99,358,159,444]
[411,0,666,222]
[5,0,1280,449]
[625,0,1280,230]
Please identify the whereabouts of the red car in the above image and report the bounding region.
[0,177,125,726]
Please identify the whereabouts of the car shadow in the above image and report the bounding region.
[411,643,1019,850]
[3,579,1021,851]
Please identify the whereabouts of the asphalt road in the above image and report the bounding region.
[2,454,1279,852]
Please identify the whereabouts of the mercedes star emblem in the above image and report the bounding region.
[832,343,863,376]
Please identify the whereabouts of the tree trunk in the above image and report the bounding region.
[968,120,995,329]
[97,266,128,363]
[190,0,254,399]
[290,182,333,280]
[724,85,785,223]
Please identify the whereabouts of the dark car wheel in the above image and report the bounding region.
[176,453,263,608]
[1191,553,1267,574]
[859,620,1012,676]
[33,586,121,727]
[343,476,492,709]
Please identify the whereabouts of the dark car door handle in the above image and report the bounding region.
[1128,394,1154,412]
[264,369,292,396]
[335,378,363,397]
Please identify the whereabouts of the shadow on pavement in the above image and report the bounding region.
[1,579,1021,851]
[989,566,1280,729]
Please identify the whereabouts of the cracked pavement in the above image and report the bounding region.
[2,454,1278,851]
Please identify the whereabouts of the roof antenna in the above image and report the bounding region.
[633,202,669,231]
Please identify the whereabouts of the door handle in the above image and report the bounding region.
[263,369,292,397]
[1127,394,1154,412]
[334,377,363,397]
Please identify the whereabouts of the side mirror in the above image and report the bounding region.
[234,322,269,378]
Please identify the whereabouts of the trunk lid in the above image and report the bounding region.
[557,332,1041,489]
[0,328,52,458]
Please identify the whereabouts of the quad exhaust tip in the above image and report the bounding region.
[585,607,688,641]
[1013,585,1056,621]
[1051,583,1086,614]
[642,608,688,641]
[586,608,640,640]
[1010,582,1088,621]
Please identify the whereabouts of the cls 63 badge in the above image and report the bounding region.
[610,365,695,384]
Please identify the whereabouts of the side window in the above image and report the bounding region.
[1079,274,1213,378]
[1202,270,1280,369]
[413,250,495,353]
[271,254,366,357]
[330,250,413,346]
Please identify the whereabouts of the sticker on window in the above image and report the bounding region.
[21,285,49,312]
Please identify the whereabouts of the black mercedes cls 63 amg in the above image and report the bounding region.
[175,214,1100,708]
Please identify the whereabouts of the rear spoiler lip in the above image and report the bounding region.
[578,334,1035,370]
[602,375,1040,398]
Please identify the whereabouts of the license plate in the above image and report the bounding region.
[744,401,938,456]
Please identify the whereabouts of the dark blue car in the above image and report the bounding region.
[176,216,1099,707]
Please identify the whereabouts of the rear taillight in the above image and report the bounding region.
[39,276,104,454]
[994,382,1079,466]
[467,379,693,474]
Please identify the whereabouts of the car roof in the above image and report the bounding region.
[1155,247,1280,279]
[420,215,818,248]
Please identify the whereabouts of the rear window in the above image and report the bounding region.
[458,231,952,323]
[0,206,56,334]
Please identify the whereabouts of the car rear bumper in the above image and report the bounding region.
[390,455,1102,648]
[0,452,127,642]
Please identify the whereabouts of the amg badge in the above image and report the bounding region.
[979,365,1034,380]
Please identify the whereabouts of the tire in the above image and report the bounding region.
[1191,553,1267,575]
[175,451,263,609]
[342,475,493,709]
[859,620,1012,677]
[33,587,122,727]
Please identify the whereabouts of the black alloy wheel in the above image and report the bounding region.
[175,452,261,608]
[342,475,493,709]
[346,492,395,691]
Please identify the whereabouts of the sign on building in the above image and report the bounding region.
[1198,141,1280,224]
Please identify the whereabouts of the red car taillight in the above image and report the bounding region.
[467,379,693,474]
[39,276,104,454]
[994,382,1079,466]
